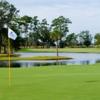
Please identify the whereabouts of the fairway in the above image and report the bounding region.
[0,64,100,100]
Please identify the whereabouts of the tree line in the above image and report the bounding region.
[0,0,100,54]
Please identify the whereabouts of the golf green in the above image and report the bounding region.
[0,64,100,100]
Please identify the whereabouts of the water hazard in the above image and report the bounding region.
[0,53,100,67]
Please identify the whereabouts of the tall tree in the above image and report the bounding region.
[95,33,100,46]
[30,16,40,47]
[38,19,51,47]
[0,0,19,53]
[0,0,19,28]
[51,16,71,47]
[19,15,32,47]
[78,31,92,47]
[50,30,61,57]
[66,33,78,47]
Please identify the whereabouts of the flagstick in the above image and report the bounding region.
[8,38,11,86]
[7,27,17,86]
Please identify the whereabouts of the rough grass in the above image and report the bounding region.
[0,64,100,100]
[19,48,100,53]
[0,54,20,57]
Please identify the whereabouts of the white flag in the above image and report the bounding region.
[8,28,17,40]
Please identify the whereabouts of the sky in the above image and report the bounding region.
[7,0,100,35]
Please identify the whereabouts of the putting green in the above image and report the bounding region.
[0,64,100,100]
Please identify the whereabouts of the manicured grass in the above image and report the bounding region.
[19,48,100,53]
[0,56,71,61]
[0,64,100,100]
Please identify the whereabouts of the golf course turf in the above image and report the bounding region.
[0,64,100,100]
[19,48,100,53]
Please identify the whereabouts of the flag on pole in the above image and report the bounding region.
[7,28,17,86]
[8,28,17,40]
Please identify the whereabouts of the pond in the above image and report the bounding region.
[0,52,100,67]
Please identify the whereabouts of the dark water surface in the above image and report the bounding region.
[0,53,100,67]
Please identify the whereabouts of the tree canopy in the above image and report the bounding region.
[0,0,100,54]
[0,0,19,53]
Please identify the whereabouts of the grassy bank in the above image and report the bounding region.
[0,64,100,100]
[0,56,71,61]
[19,48,100,53]
[0,54,20,57]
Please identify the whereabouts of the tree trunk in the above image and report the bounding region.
[56,41,59,57]
[56,40,59,65]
